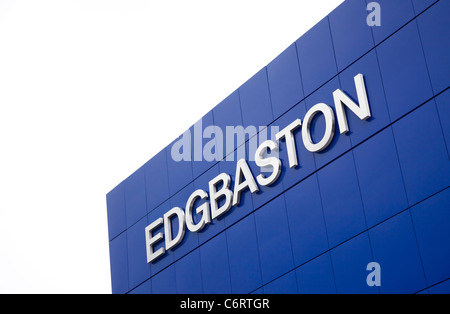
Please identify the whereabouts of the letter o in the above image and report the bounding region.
[302,103,336,153]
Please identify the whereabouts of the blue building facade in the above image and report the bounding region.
[106,0,450,294]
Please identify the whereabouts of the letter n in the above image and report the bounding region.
[333,73,371,134]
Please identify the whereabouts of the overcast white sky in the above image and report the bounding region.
[0,0,344,293]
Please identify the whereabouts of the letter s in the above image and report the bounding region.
[255,140,282,187]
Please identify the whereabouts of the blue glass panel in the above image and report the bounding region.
[331,232,378,294]
[144,148,170,212]
[124,166,147,228]
[106,182,126,241]
[296,253,336,294]
[410,188,450,286]
[353,127,408,227]
[417,0,450,95]
[392,101,450,205]
[128,279,151,294]
[191,110,218,178]
[369,211,427,294]
[284,174,328,266]
[267,43,304,118]
[263,272,298,294]
[370,0,415,45]
[254,195,294,284]
[199,232,232,294]
[127,217,151,290]
[175,249,203,294]
[376,20,433,121]
[435,90,450,158]
[296,17,338,96]
[166,134,194,195]
[226,214,263,294]
[412,0,439,17]
[429,280,450,294]
[212,90,243,159]
[329,0,374,71]
[151,265,176,294]
[109,232,128,294]
[239,67,274,128]
[318,152,366,247]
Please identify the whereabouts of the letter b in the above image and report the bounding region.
[209,173,233,220]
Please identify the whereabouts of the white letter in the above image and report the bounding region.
[163,207,186,251]
[233,159,259,206]
[255,140,282,186]
[275,119,302,168]
[333,73,371,134]
[209,173,233,220]
[185,189,211,232]
[145,218,165,263]
[366,262,381,287]
[302,103,336,153]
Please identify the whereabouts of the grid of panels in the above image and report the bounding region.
[107,0,450,294]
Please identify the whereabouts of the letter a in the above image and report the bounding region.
[171,129,192,162]
[367,2,381,27]
[366,262,381,287]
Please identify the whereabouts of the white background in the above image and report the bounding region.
[0,0,343,293]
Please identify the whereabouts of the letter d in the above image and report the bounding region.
[164,207,186,251]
